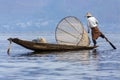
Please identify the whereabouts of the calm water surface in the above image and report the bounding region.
[0,32,120,80]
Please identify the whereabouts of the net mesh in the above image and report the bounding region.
[55,16,90,46]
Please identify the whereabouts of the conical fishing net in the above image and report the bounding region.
[55,16,90,46]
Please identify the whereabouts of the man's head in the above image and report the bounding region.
[86,12,92,18]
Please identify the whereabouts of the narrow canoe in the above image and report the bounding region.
[8,38,97,52]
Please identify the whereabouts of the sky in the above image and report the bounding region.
[0,0,120,32]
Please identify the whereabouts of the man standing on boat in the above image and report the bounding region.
[85,12,105,47]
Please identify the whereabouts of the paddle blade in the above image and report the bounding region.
[108,41,116,49]
[102,34,116,49]
[104,36,116,49]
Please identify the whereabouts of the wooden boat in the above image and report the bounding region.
[8,38,97,52]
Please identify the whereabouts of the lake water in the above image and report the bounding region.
[0,32,120,80]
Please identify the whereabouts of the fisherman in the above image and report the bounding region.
[85,12,105,47]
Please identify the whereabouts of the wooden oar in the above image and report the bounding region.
[7,39,12,55]
[102,33,116,49]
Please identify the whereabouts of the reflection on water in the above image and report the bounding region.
[19,50,92,64]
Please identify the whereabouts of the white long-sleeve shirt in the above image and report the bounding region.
[87,17,98,28]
